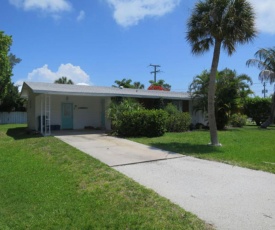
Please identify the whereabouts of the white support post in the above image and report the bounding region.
[44,94,51,136]
[39,94,51,136]
[40,95,43,135]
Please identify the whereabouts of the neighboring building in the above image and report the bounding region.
[21,82,204,135]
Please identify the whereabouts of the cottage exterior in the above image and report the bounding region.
[21,82,204,135]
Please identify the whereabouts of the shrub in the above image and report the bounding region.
[164,103,191,132]
[107,98,143,130]
[230,114,247,127]
[166,112,191,132]
[243,97,271,126]
[117,109,168,137]
[164,103,179,115]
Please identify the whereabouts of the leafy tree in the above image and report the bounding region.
[112,78,144,89]
[246,47,275,128]
[9,53,22,69]
[0,31,13,103]
[189,68,253,129]
[54,76,74,84]
[0,31,24,112]
[0,84,25,112]
[243,97,271,126]
[186,0,256,145]
[148,79,171,91]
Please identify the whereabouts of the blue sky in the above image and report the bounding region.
[1,0,275,96]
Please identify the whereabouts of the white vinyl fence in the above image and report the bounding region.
[0,112,27,124]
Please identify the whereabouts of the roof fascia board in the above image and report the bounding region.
[32,90,189,100]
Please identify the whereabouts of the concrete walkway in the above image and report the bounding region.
[55,132,275,230]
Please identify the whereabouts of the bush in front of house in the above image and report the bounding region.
[117,109,168,137]
[230,113,247,127]
[166,112,191,132]
[107,98,144,131]
[164,103,191,132]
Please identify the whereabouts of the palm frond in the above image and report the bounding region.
[186,0,256,56]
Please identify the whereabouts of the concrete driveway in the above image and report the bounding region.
[54,131,183,166]
[55,131,275,230]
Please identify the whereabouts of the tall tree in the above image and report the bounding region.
[0,31,13,103]
[9,53,22,69]
[186,0,256,146]
[0,31,24,112]
[54,76,74,84]
[190,68,253,129]
[246,47,275,128]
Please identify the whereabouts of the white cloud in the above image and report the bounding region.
[106,0,181,27]
[249,0,275,34]
[77,10,85,22]
[27,63,92,85]
[9,0,71,13]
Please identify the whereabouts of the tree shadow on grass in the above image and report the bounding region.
[148,142,223,155]
[6,127,42,140]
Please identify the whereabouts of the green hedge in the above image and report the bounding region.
[243,97,271,126]
[166,112,191,132]
[164,103,191,132]
[117,110,167,137]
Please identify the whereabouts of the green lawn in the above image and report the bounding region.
[129,126,275,174]
[0,124,211,230]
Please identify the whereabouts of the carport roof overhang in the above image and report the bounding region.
[21,82,191,100]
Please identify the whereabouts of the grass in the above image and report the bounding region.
[0,124,211,230]
[129,126,275,174]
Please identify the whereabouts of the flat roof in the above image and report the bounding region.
[21,81,190,100]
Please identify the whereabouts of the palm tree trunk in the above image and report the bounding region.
[261,93,275,128]
[208,40,222,146]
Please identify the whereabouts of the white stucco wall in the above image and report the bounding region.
[33,94,111,131]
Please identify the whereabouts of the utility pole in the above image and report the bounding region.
[149,64,161,83]
[262,82,268,98]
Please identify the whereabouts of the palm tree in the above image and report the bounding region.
[246,47,275,128]
[133,81,145,89]
[112,78,145,89]
[112,78,133,88]
[189,68,253,129]
[189,70,209,113]
[186,0,256,146]
[54,76,74,84]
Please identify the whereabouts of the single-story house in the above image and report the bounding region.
[21,81,205,135]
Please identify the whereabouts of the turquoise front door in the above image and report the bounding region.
[62,103,73,129]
